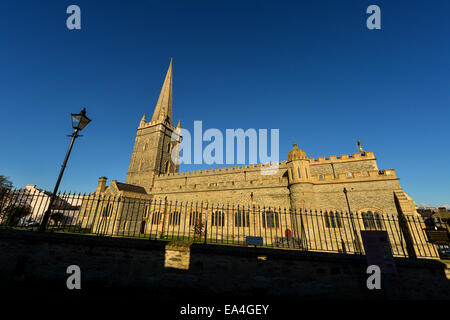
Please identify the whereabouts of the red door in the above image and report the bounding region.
[285,228,292,238]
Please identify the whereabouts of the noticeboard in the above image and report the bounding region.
[245,236,263,246]
[361,230,397,274]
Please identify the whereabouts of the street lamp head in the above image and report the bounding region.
[71,108,91,131]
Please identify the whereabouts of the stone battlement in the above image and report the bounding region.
[155,161,288,179]
[138,120,175,130]
[309,151,375,164]
[312,168,397,182]
[151,176,288,193]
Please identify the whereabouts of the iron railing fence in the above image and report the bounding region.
[0,188,447,259]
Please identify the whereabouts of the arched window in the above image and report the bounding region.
[324,211,330,227]
[189,211,201,226]
[167,143,171,152]
[262,210,280,228]
[361,210,383,230]
[297,167,302,179]
[212,211,225,226]
[102,203,112,217]
[331,211,342,228]
[324,211,342,228]
[143,140,149,151]
[234,210,250,227]
[169,211,180,225]
[305,168,308,179]
[151,211,161,225]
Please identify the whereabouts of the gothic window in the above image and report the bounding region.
[333,212,342,228]
[168,212,181,225]
[324,212,330,227]
[234,210,250,227]
[212,211,225,227]
[361,210,383,230]
[189,211,201,226]
[151,211,161,224]
[262,210,280,228]
[144,205,150,218]
[102,203,112,217]
[324,211,342,228]
[143,140,149,151]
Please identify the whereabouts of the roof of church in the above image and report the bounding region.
[151,58,173,125]
[287,142,308,162]
[115,182,147,194]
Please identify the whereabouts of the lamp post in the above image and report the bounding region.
[39,108,91,232]
[343,187,363,254]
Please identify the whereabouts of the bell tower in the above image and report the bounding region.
[125,59,181,191]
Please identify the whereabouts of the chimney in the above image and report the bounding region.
[96,177,107,194]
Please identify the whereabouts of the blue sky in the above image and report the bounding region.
[0,0,449,207]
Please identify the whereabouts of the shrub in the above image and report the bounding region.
[2,205,31,226]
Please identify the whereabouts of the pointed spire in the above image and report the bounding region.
[139,113,146,127]
[174,120,182,143]
[151,59,173,125]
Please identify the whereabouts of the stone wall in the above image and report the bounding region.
[1,230,448,300]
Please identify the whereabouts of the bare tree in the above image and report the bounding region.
[0,175,13,191]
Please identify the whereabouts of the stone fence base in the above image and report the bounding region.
[0,230,449,300]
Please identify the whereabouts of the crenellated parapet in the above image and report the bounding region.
[312,169,397,183]
[309,152,375,163]
[151,175,288,193]
[138,119,175,131]
[308,151,375,164]
[154,162,288,179]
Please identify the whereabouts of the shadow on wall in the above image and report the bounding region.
[0,230,449,301]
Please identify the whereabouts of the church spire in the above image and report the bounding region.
[151,58,173,125]
[139,113,146,127]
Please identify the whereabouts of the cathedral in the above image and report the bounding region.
[79,60,434,257]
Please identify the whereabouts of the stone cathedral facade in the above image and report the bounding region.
[79,60,434,257]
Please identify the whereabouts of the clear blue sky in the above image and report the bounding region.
[0,0,449,207]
